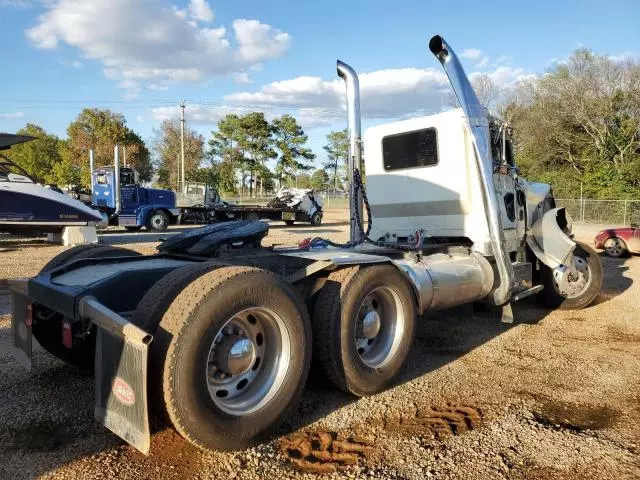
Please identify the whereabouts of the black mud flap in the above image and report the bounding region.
[8,280,32,371]
[80,297,153,454]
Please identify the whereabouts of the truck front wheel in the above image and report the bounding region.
[147,210,169,232]
[312,265,417,396]
[147,266,312,451]
[539,241,603,310]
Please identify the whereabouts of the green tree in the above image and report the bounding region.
[272,114,315,188]
[322,129,349,196]
[295,172,312,188]
[209,113,277,197]
[53,141,82,186]
[67,108,152,185]
[123,130,153,182]
[209,114,244,194]
[153,119,205,189]
[240,112,276,197]
[310,168,329,191]
[5,124,61,184]
[503,49,640,199]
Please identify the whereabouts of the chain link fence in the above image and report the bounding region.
[556,199,640,225]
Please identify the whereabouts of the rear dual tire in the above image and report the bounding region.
[312,265,417,396]
[134,264,312,451]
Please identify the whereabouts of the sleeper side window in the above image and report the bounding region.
[382,128,438,171]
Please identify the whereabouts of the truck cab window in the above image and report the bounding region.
[382,128,438,171]
[120,170,136,186]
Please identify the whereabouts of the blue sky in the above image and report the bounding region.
[0,0,638,169]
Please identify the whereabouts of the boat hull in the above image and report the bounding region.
[0,182,102,234]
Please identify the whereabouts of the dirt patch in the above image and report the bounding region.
[383,403,483,439]
[6,421,76,452]
[116,428,204,480]
[279,431,375,474]
[606,326,640,343]
[532,398,619,432]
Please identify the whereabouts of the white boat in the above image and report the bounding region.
[0,133,102,234]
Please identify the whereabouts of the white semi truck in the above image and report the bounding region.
[6,35,601,454]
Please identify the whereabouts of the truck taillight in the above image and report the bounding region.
[62,322,73,349]
[25,304,33,328]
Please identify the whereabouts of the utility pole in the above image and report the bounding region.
[123,145,127,168]
[180,100,186,191]
[176,154,180,190]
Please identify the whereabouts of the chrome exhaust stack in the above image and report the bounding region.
[337,60,364,244]
[114,145,121,215]
[428,35,514,305]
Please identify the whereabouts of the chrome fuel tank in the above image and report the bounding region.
[394,251,494,313]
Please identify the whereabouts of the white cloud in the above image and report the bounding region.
[609,52,636,62]
[460,48,482,60]
[483,66,526,86]
[224,67,451,119]
[153,104,259,124]
[26,0,292,93]
[188,0,213,22]
[0,111,25,119]
[474,56,489,69]
[150,60,533,131]
[233,72,252,85]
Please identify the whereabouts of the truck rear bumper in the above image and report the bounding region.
[7,279,153,454]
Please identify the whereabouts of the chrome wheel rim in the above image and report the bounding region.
[354,286,405,368]
[604,238,624,257]
[205,307,291,415]
[152,214,166,229]
[553,254,592,298]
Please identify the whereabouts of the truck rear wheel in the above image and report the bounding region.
[146,265,312,451]
[312,265,417,396]
[539,241,603,310]
[34,245,141,370]
[147,210,169,232]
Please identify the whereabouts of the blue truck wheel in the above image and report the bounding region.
[147,210,169,232]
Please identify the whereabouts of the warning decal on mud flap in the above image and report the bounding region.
[112,377,136,406]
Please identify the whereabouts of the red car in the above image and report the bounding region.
[594,224,640,257]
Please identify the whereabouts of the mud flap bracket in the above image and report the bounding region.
[79,296,153,454]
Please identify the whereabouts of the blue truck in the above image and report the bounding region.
[91,163,179,232]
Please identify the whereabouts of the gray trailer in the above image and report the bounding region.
[177,182,323,226]
[5,35,602,454]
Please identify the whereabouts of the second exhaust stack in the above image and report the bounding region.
[337,60,364,244]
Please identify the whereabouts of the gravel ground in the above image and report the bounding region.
[0,211,639,479]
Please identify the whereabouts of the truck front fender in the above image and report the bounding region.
[526,207,576,268]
